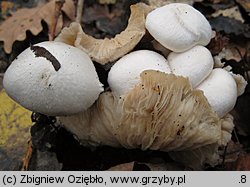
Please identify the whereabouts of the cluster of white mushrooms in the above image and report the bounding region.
[3,3,247,168]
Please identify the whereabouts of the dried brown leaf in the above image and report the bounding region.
[142,159,185,171]
[212,6,244,23]
[210,16,250,38]
[236,0,250,14]
[207,32,229,55]
[224,141,243,163]
[225,153,250,170]
[107,162,135,171]
[0,0,75,54]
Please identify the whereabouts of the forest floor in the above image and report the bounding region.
[0,0,250,170]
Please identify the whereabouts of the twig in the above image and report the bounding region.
[22,140,34,171]
[76,0,84,23]
[50,0,65,41]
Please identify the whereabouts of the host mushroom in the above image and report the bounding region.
[59,70,234,153]
[145,3,213,52]
[107,50,171,97]
[168,45,214,88]
[3,41,103,116]
[196,68,238,118]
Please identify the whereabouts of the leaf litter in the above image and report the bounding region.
[0,0,75,54]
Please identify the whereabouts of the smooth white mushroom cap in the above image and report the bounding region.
[145,3,213,52]
[108,50,171,97]
[196,68,237,117]
[168,45,214,87]
[3,41,103,116]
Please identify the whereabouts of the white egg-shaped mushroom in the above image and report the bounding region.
[196,68,237,117]
[145,3,213,52]
[168,45,214,87]
[108,50,171,97]
[3,41,103,116]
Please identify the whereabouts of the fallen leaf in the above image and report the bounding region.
[27,149,63,171]
[107,162,135,171]
[225,153,250,170]
[209,16,250,38]
[236,0,250,15]
[212,6,244,23]
[231,84,250,136]
[83,4,113,24]
[99,0,117,4]
[0,0,75,54]
[141,158,185,171]
[207,32,229,55]
[107,159,186,171]
[0,90,32,170]
[83,4,125,37]
[223,141,243,163]
[199,0,235,11]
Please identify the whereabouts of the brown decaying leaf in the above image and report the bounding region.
[236,0,250,13]
[225,153,250,170]
[211,6,244,23]
[55,3,152,64]
[214,41,249,63]
[207,32,229,55]
[223,141,243,163]
[107,160,184,171]
[107,162,135,171]
[0,0,75,54]
[210,16,250,38]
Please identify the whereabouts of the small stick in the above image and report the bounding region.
[76,0,84,23]
[50,0,65,41]
[21,139,34,171]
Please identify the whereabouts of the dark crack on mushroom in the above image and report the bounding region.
[30,45,61,71]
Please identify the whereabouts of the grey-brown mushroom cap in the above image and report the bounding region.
[59,70,233,152]
[55,3,152,64]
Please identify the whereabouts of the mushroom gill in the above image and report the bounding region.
[58,70,233,152]
[55,3,152,64]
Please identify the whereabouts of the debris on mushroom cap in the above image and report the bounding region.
[59,70,233,153]
[145,3,213,52]
[168,45,214,88]
[108,50,171,97]
[196,68,238,118]
[3,41,103,116]
[55,3,152,64]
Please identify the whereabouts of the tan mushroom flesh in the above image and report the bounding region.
[55,3,152,64]
[58,70,233,152]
